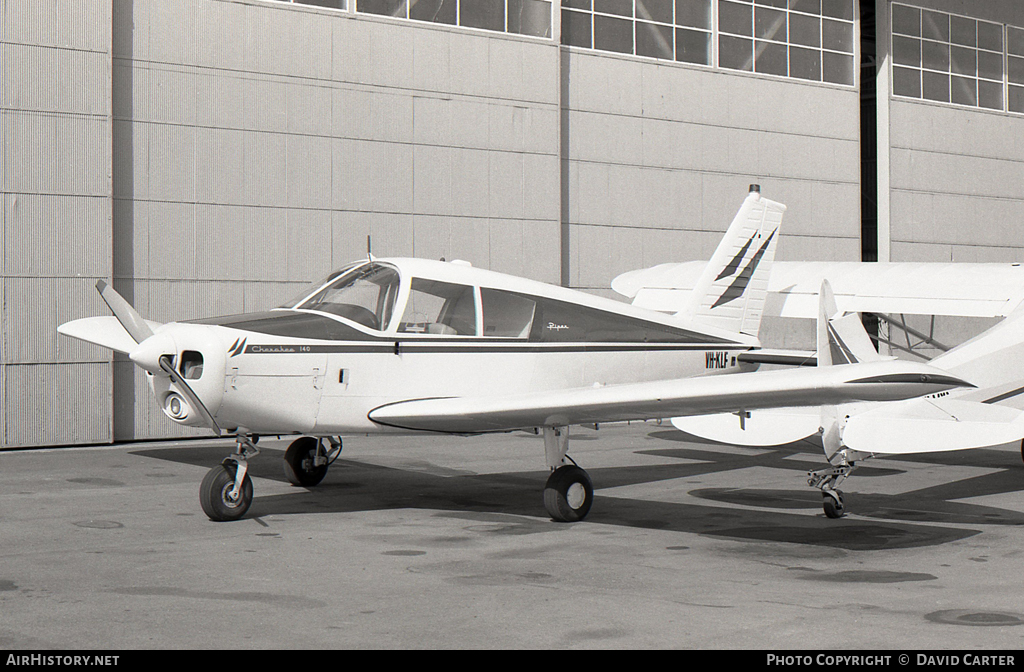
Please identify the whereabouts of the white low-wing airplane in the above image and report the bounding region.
[58,187,970,522]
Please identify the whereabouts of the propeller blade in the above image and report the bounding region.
[96,280,154,344]
[159,355,222,436]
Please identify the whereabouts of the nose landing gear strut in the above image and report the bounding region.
[200,432,260,522]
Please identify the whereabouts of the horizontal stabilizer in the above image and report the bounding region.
[671,408,820,446]
[842,399,1024,454]
[58,316,162,355]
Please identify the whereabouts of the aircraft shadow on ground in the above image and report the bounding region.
[131,431,1024,552]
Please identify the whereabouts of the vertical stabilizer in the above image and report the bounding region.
[681,186,785,336]
[817,279,881,367]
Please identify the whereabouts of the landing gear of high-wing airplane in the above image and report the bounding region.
[821,489,845,519]
[541,426,594,522]
[807,462,857,519]
[283,436,342,487]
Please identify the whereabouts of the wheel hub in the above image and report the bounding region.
[566,482,587,510]
[220,482,242,507]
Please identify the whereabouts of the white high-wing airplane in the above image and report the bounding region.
[624,268,1024,518]
[58,187,970,522]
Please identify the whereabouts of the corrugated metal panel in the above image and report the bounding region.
[194,204,244,281]
[5,195,108,278]
[57,114,109,196]
[243,280,304,314]
[3,277,106,365]
[6,0,57,49]
[1,193,7,277]
[242,205,288,281]
[3,277,57,364]
[58,0,110,53]
[3,362,110,447]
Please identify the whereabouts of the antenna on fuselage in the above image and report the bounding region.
[367,235,375,261]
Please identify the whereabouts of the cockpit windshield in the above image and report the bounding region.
[294,263,400,331]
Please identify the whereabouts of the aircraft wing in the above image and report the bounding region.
[368,361,969,434]
[841,398,1024,455]
[613,261,1024,318]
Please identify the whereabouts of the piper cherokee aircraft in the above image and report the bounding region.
[57,187,971,522]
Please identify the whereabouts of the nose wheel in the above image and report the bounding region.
[822,489,845,519]
[200,432,259,522]
[808,461,857,519]
[200,462,253,521]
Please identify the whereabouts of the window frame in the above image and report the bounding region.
[891,2,1015,115]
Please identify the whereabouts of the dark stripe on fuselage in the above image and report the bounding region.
[242,343,751,355]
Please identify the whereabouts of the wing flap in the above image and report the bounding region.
[842,399,1024,454]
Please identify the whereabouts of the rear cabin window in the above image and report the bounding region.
[481,288,537,337]
[399,279,477,335]
[529,295,707,343]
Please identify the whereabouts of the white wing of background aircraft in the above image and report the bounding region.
[57,187,971,523]
[613,260,1024,319]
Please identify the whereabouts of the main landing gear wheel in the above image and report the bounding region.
[822,490,845,519]
[283,437,328,487]
[200,463,253,522]
[543,465,594,522]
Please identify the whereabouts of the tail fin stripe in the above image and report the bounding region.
[715,235,755,281]
[711,229,777,309]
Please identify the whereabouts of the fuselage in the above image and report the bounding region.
[148,258,760,435]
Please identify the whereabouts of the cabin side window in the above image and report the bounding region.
[399,279,478,335]
[480,288,537,338]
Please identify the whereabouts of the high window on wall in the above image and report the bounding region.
[561,0,714,65]
[356,0,553,38]
[890,3,1024,115]
[1011,26,1024,114]
[561,0,856,86]
[891,4,1006,111]
[717,0,855,85]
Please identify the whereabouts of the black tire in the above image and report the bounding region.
[283,437,328,487]
[200,463,253,522]
[543,465,594,522]
[823,490,845,519]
